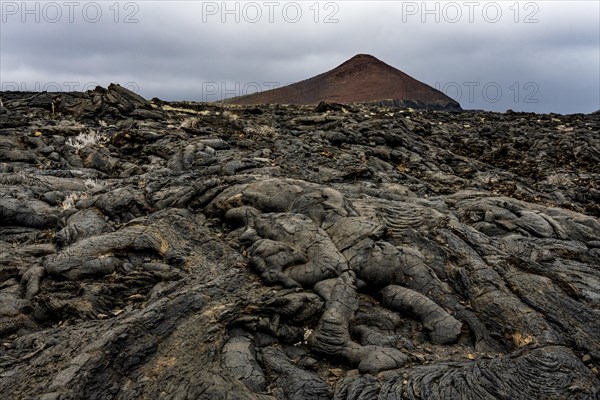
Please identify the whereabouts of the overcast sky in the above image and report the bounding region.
[1,0,599,113]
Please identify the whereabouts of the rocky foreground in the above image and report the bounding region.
[0,84,599,399]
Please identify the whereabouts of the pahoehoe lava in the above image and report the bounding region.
[0,84,599,399]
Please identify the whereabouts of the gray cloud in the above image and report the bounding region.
[1,0,598,113]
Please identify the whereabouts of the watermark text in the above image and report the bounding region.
[435,81,540,104]
[401,1,539,23]
[1,1,140,23]
[200,1,339,23]
[1,81,140,93]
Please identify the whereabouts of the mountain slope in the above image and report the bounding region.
[225,54,461,109]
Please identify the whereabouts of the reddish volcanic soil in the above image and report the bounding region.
[225,54,460,109]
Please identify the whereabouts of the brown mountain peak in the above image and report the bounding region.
[343,53,380,63]
[225,55,461,110]
[331,54,399,79]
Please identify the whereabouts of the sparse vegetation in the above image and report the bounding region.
[60,192,83,210]
[84,178,104,191]
[66,130,104,149]
[180,117,202,130]
[244,124,278,135]
[163,104,211,115]
[545,173,571,187]
[222,110,239,121]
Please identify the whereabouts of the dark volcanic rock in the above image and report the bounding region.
[0,85,599,399]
